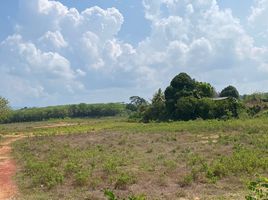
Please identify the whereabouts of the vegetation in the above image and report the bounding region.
[104,190,146,200]
[0,96,11,122]
[0,72,267,199]
[220,85,240,99]
[1,103,126,123]
[132,73,241,122]
[246,177,268,200]
[8,117,267,199]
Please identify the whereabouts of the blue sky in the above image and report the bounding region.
[1,0,268,107]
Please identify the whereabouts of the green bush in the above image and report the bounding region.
[104,190,146,200]
[246,177,268,200]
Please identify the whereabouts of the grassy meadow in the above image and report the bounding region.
[0,117,267,199]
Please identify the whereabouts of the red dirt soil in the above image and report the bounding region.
[0,135,25,200]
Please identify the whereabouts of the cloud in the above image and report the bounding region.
[0,0,143,106]
[1,0,268,106]
[137,0,268,92]
[248,0,268,42]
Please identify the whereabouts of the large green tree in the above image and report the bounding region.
[164,72,214,119]
[220,85,239,99]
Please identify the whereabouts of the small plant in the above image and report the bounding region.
[64,161,80,175]
[245,177,268,200]
[74,169,90,186]
[179,173,194,187]
[104,190,146,200]
[103,157,121,174]
[26,160,64,189]
[104,190,118,200]
[114,172,136,189]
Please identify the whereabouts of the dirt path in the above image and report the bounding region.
[0,135,25,200]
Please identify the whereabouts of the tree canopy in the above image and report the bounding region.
[220,85,239,99]
[164,72,215,119]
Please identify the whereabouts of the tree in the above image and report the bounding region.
[0,97,11,123]
[126,96,148,120]
[170,72,195,91]
[220,85,239,99]
[129,96,147,108]
[164,72,215,118]
[175,96,198,120]
[143,89,166,122]
[165,73,196,118]
[195,82,215,98]
[151,88,165,105]
[195,98,216,119]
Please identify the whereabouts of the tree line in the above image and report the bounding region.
[1,72,268,123]
[0,102,126,123]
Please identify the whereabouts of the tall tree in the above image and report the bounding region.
[220,85,239,99]
[129,96,147,107]
[143,89,166,122]
[164,73,196,118]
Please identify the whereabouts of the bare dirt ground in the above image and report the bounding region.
[0,135,25,200]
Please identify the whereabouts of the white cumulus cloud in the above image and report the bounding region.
[1,0,268,107]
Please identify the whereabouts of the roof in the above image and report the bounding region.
[211,97,229,101]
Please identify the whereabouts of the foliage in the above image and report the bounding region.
[164,73,196,117]
[162,72,238,121]
[142,89,167,122]
[25,159,64,189]
[195,81,216,98]
[127,96,149,120]
[129,96,147,108]
[104,190,146,200]
[10,117,268,199]
[175,96,198,120]
[114,172,136,189]
[220,85,239,99]
[0,96,11,123]
[241,93,268,117]
[5,103,126,123]
[246,177,268,200]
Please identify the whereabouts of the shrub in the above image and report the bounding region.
[246,177,268,200]
[104,190,146,200]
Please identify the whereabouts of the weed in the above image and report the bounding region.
[9,117,268,199]
[246,177,268,200]
[26,160,64,189]
[104,190,146,200]
[180,173,194,187]
[74,169,90,186]
[114,172,136,190]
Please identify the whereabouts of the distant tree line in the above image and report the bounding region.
[127,72,242,122]
[0,103,126,123]
[2,72,268,124]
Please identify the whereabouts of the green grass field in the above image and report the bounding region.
[1,117,267,199]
